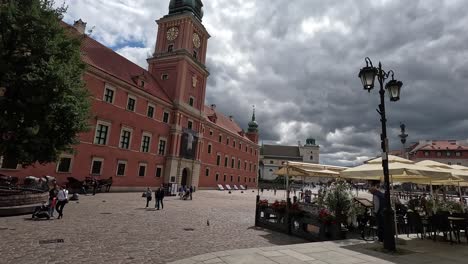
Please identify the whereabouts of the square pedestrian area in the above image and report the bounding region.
[1,191,468,264]
[0,191,304,264]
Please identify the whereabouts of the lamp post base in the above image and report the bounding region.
[383,207,396,251]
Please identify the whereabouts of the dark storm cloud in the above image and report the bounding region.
[200,0,468,166]
[63,0,468,166]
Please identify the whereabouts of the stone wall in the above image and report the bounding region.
[0,191,49,207]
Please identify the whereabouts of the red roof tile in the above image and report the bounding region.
[63,22,172,104]
[204,105,253,142]
[412,140,468,151]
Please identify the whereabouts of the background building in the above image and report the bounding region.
[0,0,259,190]
[406,140,468,166]
[259,138,319,181]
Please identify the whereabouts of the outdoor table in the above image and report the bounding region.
[448,217,467,244]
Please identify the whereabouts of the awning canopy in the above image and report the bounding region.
[340,155,453,183]
[274,162,347,178]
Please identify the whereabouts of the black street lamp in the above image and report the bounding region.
[399,123,408,159]
[358,57,403,252]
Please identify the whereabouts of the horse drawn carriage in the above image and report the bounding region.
[66,177,113,194]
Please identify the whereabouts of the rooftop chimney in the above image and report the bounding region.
[210,104,216,110]
[73,19,87,34]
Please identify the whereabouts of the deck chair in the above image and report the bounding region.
[217,184,225,191]
[233,185,239,190]
[240,185,246,190]
[225,184,232,190]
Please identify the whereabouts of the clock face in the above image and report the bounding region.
[166,27,179,41]
[193,33,201,48]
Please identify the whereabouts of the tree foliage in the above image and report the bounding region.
[0,0,90,166]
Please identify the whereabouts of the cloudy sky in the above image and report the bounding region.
[59,0,468,166]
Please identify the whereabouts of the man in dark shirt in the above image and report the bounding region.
[369,186,385,242]
[155,187,165,210]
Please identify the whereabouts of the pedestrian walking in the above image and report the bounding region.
[48,185,58,218]
[145,187,152,208]
[55,186,69,219]
[92,179,98,196]
[155,187,165,210]
[274,187,277,196]
[189,186,193,200]
[369,185,385,242]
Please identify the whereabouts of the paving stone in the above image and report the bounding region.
[0,191,305,264]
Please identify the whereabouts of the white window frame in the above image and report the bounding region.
[209,130,213,136]
[207,143,212,154]
[138,162,147,177]
[141,132,152,153]
[56,154,74,173]
[205,167,210,177]
[158,137,167,156]
[162,110,170,124]
[94,120,111,145]
[127,94,137,112]
[90,157,104,176]
[116,160,127,177]
[155,165,164,178]
[147,103,156,119]
[119,127,133,150]
[103,84,116,104]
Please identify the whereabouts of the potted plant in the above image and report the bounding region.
[318,208,338,239]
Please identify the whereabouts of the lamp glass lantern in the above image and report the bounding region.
[385,80,403,102]
[358,67,377,91]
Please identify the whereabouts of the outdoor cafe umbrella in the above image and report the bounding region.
[414,160,468,203]
[340,155,452,183]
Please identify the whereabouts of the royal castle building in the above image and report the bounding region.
[0,0,260,190]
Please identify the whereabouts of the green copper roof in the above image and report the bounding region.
[248,107,258,132]
[168,0,204,21]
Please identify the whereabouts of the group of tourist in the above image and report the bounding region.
[178,185,194,200]
[47,184,69,219]
[145,187,165,210]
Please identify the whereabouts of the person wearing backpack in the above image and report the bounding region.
[145,187,152,208]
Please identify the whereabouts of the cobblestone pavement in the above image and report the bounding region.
[0,190,305,264]
[168,238,468,264]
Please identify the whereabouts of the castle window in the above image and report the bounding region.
[161,74,169,80]
[189,97,195,107]
[193,50,198,59]
[168,44,174,52]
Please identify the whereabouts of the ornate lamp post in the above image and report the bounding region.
[399,123,408,159]
[358,57,403,252]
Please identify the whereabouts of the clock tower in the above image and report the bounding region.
[148,0,210,188]
[148,0,210,108]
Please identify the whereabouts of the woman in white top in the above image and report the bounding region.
[55,186,69,219]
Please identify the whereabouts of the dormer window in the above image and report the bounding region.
[140,80,145,88]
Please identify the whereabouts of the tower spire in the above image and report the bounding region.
[251,105,256,122]
[248,105,258,133]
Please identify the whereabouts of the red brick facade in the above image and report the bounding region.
[0,4,259,190]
